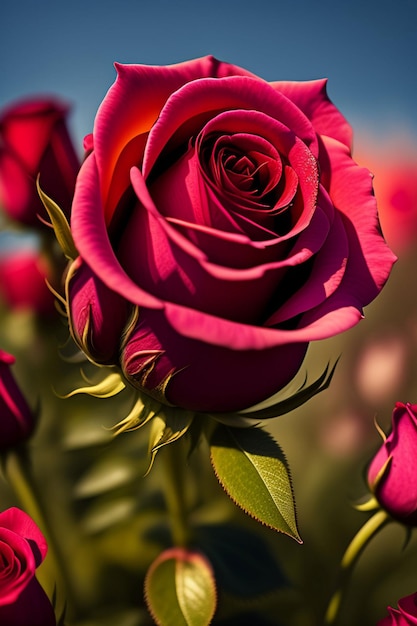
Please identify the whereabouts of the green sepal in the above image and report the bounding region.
[354,495,380,512]
[144,547,217,626]
[209,424,302,542]
[111,394,162,436]
[146,409,195,475]
[211,360,338,423]
[36,176,78,260]
[60,370,126,399]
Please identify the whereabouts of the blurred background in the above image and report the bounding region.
[1,1,417,625]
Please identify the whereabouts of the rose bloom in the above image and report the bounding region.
[368,402,417,525]
[67,56,395,413]
[0,243,56,317]
[378,591,417,625]
[0,507,56,626]
[0,350,35,449]
[0,97,80,228]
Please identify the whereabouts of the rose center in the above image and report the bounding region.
[200,133,282,206]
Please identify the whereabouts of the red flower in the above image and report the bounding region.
[0,97,80,228]
[378,591,417,625]
[67,56,395,413]
[0,350,35,449]
[368,402,417,525]
[0,507,55,625]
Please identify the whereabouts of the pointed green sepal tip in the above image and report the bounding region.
[58,371,126,399]
[144,547,217,626]
[36,176,78,260]
[145,409,194,475]
[209,424,302,543]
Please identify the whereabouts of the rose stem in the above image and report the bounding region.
[160,439,190,547]
[324,509,390,625]
[3,448,79,616]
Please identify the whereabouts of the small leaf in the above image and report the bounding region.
[144,548,217,626]
[36,177,78,260]
[209,424,301,542]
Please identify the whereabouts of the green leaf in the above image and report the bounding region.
[145,548,217,626]
[209,424,301,542]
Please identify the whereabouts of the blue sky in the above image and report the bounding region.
[1,0,417,149]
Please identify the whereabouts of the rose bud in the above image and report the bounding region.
[66,257,132,364]
[0,507,56,626]
[67,56,396,413]
[368,402,417,525]
[0,350,35,449]
[378,590,417,625]
[0,97,80,228]
[0,242,56,317]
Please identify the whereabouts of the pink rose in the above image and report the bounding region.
[67,55,395,412]
[0,350,35,449]
[368,402,417,525]
[0,242,56,317]
[378,591,417,625]
[0,507,56,626]
[0,97,80,228]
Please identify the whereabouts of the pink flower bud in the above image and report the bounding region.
[66,258,131,364]
[368,402,417,525]
[0,350,35,449]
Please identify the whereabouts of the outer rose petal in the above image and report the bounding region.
[121,308,307,412]
[66,258,132,364]
[94,56,256,218]
[271,79,353,149]
[0,577,56,626]
[0,508,47,566]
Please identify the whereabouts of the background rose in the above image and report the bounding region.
[0,507,55,626]
[356,137,417,256]
[0,350,35,450]
[0,97,79,228]
[367,402,417,525]
[67,55,395,412]
[0,242,56,317]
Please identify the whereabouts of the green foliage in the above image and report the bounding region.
[195,523,287,597]
[144,548,217,626]
[209,424,301,542]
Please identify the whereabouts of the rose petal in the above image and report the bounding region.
[142,75,318,178]
[94,56,255,217]
[70,153,162,310]
[271,78,352,149]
